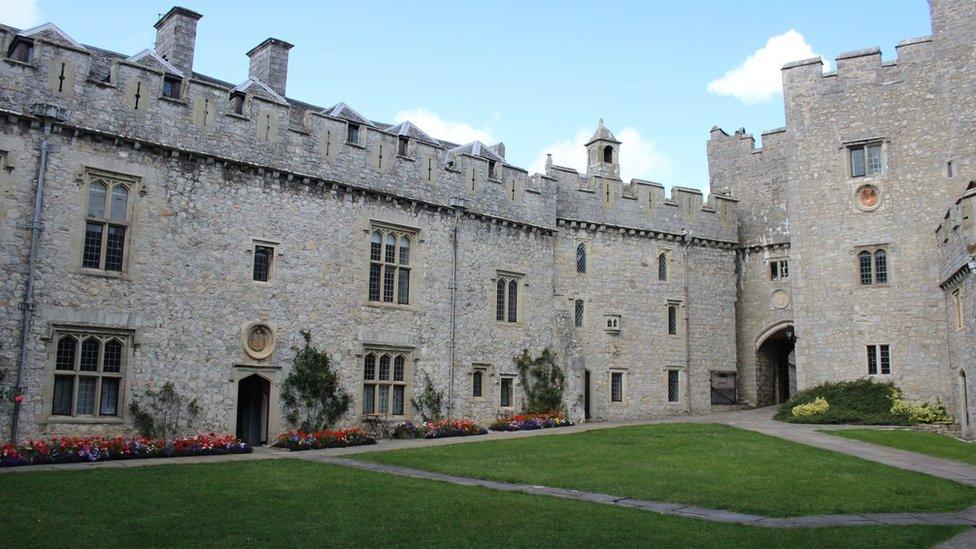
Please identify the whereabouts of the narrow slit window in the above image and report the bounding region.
[574,299,584,328]
[667,305,678,335]
[668,370,680,402]
[611,372,623,402]
[576,243,587,273]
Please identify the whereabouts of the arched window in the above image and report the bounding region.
[368,227,415,305]
[576,242,587,273]
[496,275,522,323]
[574,299,584,328]
[603,145,613,163]
[658,253,668,281]
[51,331,126,418]
[874,250,887,284]
[508,280,518,323]
[473,370,483,398]
[858,251,873,285]
[363,352,408,416]
[667,305,678,335]
[496,279,506,321]
[83,175,131,272]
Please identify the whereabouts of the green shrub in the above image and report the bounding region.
[791,397,829,417]
[514,348,565,414]
[410,374,443,422]
[129,382,201,440]
[280,331,352,432]
[891,398,953,424]
[774,379,914,425]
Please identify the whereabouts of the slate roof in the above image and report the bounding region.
[384,121,440,146]
[585,118,620,145]
[320,102,373,127]
[448,141,506,164]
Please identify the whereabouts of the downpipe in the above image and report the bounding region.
[10,118,54,443]
[447,199,465,418]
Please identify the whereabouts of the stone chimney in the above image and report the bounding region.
[247,38,293,97]
[154,6,203,75]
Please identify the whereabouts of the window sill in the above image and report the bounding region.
[43,415,125,425]
[364,301,418,313]
[858,283,890,289]
[346,141,366,149]
[159,96,187,106]
[4,58,35,69]
[495,321,524,327]
[78,267,129,280]
[225,112,249,121]
[396,154,415,162]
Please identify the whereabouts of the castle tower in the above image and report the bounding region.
[586,119,621,179]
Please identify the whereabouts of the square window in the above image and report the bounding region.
[850,143,883,178]
[347,123,360,144]
[162,76,181,100]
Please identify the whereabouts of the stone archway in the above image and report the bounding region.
[237,374,271,445]
[754,321,795,407]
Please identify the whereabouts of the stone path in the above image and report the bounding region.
[292,454,976,529]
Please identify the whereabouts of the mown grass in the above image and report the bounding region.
[354,423,976,516]
[828,428,976,466]
[0,459,961,548]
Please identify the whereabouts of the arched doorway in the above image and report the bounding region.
[237,374,270,445]
[754,321,795,407]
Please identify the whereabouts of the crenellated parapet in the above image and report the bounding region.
[0,18,555,233]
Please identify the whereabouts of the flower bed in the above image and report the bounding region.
[273,428,376,451]
[0,433,251,467]
[489,411,574,432]
[392,419,488,439]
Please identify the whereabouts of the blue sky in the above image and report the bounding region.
[5,0,932,192]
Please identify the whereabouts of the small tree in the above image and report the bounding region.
[515,348,565,413]
[410,373,443,422]
[280,330,352,432]
[129,382,200,440]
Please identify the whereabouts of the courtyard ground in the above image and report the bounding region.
[351,423,976,517]
[826,429,976,467]
[0,459,962,548]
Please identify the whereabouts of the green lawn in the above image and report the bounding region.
[354,423,976,516]
[827,428,976,466]
[0,459,961,548]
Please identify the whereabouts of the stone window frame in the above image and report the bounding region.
[769,258,789,281]
[161,74,182,101]
[855,244,890,287]
[574,299,585,328]
[6,36,35,65]
[495,270,524,325]
[952,287,964,331]
[666,301,681,336]
[845,139,886,179]
[42,324,134,425]
[79,168,139,277]
[576,241,587,274]
[251,239,278,284]
[367,221,418,309]
[346,122,363,147]
[396,136,410,159]
[471,364,490,401]
[867,344,892,376]
[609,369,627,404]
[499,375,515,409]
[657,250,671,281]
[360,346,414,418]
[666,368,682,404]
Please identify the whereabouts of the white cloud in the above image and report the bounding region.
[0,0,43,28]
[529,126,672,184]
[393,108,496,145]
[707,29,827,104]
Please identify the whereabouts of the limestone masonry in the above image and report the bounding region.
[0,1,973,443]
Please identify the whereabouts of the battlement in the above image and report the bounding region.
[545,161,738,245]
[0,8,737,246]
[707,126,787,161]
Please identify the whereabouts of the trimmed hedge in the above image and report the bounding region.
[774,379,914,425]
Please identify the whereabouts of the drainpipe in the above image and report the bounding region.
[10,104,65,443]
[682,232,693,415]
[447,198,466,419]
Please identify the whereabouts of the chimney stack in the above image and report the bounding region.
[247,38,293,97]
[154,6,203,75]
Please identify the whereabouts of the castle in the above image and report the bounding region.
[0,1,972,444]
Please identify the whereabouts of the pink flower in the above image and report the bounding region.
[13,394,24,404]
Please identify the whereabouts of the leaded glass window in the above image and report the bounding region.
[496,274,522,323]
[611,372,623,402]
[668,305,678,335]
[658,253,668,281]
[576,243,587,273]
[368,227,414,305]
[574,299,584,328]
[252,245,273,282]
[850,143,883,177]
[82,173,133,272]
[362,352,409,416]
[668,370,680,402]
[50,332,127,418]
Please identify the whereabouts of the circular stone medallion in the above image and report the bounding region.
[243,323,275,360]
[855,185,880,211]
[770,289,791,310]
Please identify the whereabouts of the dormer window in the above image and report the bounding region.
[162,76,181,100]
[397,136,409,157]
[603,145,613,163]
[347,123,361,145]
[230,92,245,115]
[8,37,33,64]
[488,160,498,180]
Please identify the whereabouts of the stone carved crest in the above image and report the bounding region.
[243,322,275,360]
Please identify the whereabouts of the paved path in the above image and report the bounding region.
[291,454,976,529]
